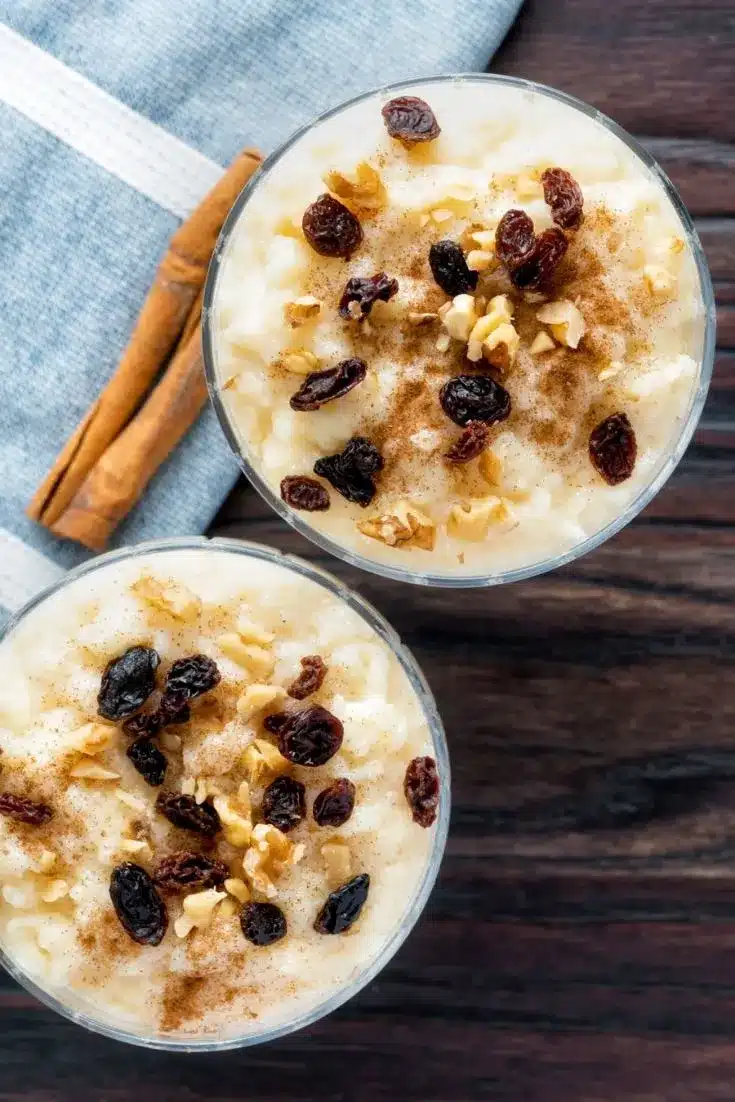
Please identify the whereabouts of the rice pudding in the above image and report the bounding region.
[0,542,445,1043]
[208,77,709,581]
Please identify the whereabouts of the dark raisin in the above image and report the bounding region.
[263,712,289,735]
[381,96,440,145]
[290,358,367,411]
[156,792,221,836]
[280,476,330,512]
[240,901,287,946]
[287,655,328,700]
[589,412,637,485]
[314,873,370,935]
[440,375,511,428]
[313,436,384,507]
[313,778,356,827]
[268,705,344,766]
[445,421,490,463]
[0,793,52,826]
[109,863,167,946]
[97,646,160,721]
[261,776,306,832]
[123,695,189,739]
[428,240,478,297]
[542,167,584,230]
[164,655,220,703]
[339,273,399,319]
[495,209,535,269]
[509,228,569,290]
[404,756,439,828]
[153,852,229,892]
[302,194,362,259]
[126,737,167,787]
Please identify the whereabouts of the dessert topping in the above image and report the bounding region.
[313,436,384,507]
[240,901,287,946]
[269,704,344,766]
[313,778,356,827]
[404,756,439,827]
[261,776,307,832]
[589,412,637,485]
[445,421,490,464]
[381,95,441,145]
[97,646,160,721]
[0,793,53,826]
[289,358,367,411]
[314,873,370,935]
[280,476,330,512]
[440,375,512,428]
[156,792,221,837]
[109,862,167,946]
[153,852,229,892]
[287,655,328,700]
[429,239,479,296]
[302,194,363,258]
[541,167,584,230]
[338,273,399,319]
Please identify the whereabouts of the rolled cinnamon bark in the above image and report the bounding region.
[27,148,262,529]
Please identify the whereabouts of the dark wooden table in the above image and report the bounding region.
[4,2,734,1098]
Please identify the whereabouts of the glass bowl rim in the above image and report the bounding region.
[0,535,450,1051]
[202,72,716,589]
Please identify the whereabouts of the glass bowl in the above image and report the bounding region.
[0,537,449,1050]
[203,74,715,588]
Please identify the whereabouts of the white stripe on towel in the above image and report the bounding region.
[0,529,65,616]
[0,22,223,219]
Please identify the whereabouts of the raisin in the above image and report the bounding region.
[339,273,399,319]
[263,712,289,735]
[280,475,330,512]
[313,778,356,828]
[261,776,306,832]
[153,852,229,892]
[445,421,490,463]
[109,862,167,946]
[429,240,478,297]
[0,793,52,826]
[381,96,440,145]
[313,436,384,507]
[302,194,363,259]
[589,412,637,485]
[509,228,569,290]
[164,655,220,703]
[268,705,344,766]
[97,646,160,721]
[287,655,328,700]
[156,792,221,836]
[314,873,370,935]
[495,210,535,269]
[123,695,189,739]
[404,756,439,828]
[126,737,167,787]
[542,167,584,230]
[240,901,287,946]
[290,358,367,411]
[440,375,511,428]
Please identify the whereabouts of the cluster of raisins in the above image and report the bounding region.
[339,273,398,319]
[494,167,583,289]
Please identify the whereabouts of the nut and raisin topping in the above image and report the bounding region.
[289,358,367,411]
[313,778,356,828]
[0,793,53,826]
[381,95,441,145]
[429,239,479,297]
[302,194,363,258]
[541,167,584,230]
[494,210,568,289]
[261,776,306,832]
[404,756,439,828]
[109,862,167,946]
[589,412,637,485]
[287,655,327,700]
[445,421,490,463]
[280,476,330,512]
[122,696,190,739]
[153,852,229,893]
[440,375,512,428]
[313,436,384,507]
[164,655,221,702]
[126,737,167,787]
[97,646,160,721]
[156,792,221,837]
[266,704,344,766]
[240,901,287,947]
[338,273,399,319]
[314,873,370,935]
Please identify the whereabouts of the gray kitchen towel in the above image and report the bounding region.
[0,0,523,618]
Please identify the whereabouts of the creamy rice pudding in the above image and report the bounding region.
[208,77,710,581]
[0,542,445,1043]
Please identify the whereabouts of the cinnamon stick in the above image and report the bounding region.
[27,148,262,529]
[49,320,209,551]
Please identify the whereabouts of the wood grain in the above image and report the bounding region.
[4,1,734,1099]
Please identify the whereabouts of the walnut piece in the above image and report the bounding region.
[358,502,436,551]
[131,576,200,622]
[321,839,352,888]
[447,498,517,541]
[175,888,228,936]
[69,762,120,781]
[439,294,478,342]
[224,877,251,903]
[536,300,586,349]
[242,823,305,900]
[69,722,116,756]
[236,684,285,722]
[40,878,69,903]
[529,330,556,355]
[284,297,321,327]
[278,348,321,376]
[217,634,274,678]
[643,264,676,296]
[323,161,386,211]
[213,785,252,848]
[466,295,516,364]
[241,738,289,784]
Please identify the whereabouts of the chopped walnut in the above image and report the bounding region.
[483,323,520,372]
[536,300,586,349]
[478,450,503,488]
[321,838,352,888]
[284,297,321,327]
[213,787,252,848]
[241,738,289,784]
[35,850,57,874]
[358,502,436,551]
[116,790,147,813]
[69,722,116,756]
[278,348,321,376]
[236,684,285,722]
[219,897,238,919]
[447,497,518,541]
[217,634,274,678]
[529,330,556,355]
[643,264,676,296]
[323,161,386,211]
[174,888,228,936]
[435,331,451,352]
[131,576,200,622]
[599,360,625,381]
[466,294,516,363]
[407,311,438,326]
[242,822,305,900]
[234,617,275,646]
[465,249,494,272]
[69,762,120,781]
[464,227,496,251]
[224,877,251,903]
[120,838,151,858]
[439,294,478,342]
[430,208,454,224]
[40,878,69,903]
